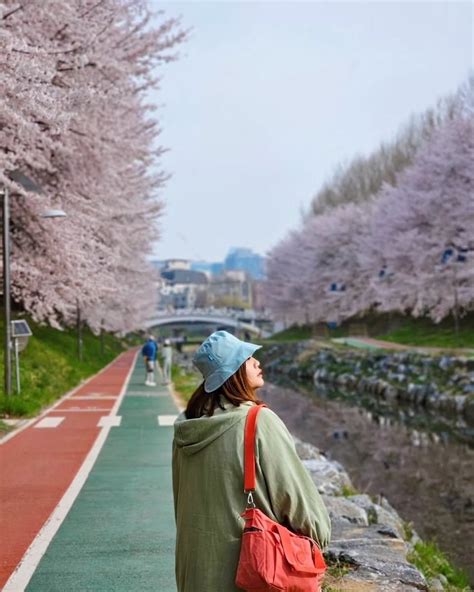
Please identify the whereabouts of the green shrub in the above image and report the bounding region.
[171,365,200,403]
[407,540,470,590]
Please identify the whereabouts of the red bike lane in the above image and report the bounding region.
[0,349,137,589]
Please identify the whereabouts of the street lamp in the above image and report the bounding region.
[2,171,66,396]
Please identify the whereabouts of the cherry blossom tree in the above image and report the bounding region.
[303,202,374,324]
[265,202,374,325]
[364,116,474,322]
[265,115,473,326]
[1,0,186,330]
[310,74,473,217]
[265,230,314,325]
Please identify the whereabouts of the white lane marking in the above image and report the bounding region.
[34,417,65,429]
[97,416,122,428]
[70,396,118,401]
[157,414,178,426]
[2,351,138,592]
[49,408,113,413]
[0,350,136,446]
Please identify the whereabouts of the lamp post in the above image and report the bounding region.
[76,299,83,363]
[1,171,66,396]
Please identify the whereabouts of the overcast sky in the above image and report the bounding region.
[149,1,473,262]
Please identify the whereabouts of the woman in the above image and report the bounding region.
[172,331,331,592]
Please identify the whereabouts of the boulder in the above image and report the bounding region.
[348,494,406,539]
[327,521,428,591]
[302,458,354,496]
[439,356,453,371]
[322,494,369,526]
[464,397,474,426]
[293,436,323,460]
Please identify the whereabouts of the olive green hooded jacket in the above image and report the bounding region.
[172,402,331,592]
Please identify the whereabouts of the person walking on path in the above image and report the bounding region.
[142,335,158,386]
[172,331,331,592]
[162,338,173,384]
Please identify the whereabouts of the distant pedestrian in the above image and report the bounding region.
[142,335,157,386]
[162,338,173,384]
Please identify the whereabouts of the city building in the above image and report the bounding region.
[158,268,208,310]
[224,247,265,280]
[150,258,191,272]
[163,258,191,271]
[190,261,224,276]
[154,249,266,311]
[208,270,253,309]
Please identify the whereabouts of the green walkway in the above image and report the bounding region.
[331,337,381,350]
[27,358,179,591]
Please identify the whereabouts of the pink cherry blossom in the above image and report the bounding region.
[1,0,186,330]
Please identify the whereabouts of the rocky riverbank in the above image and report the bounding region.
[260,341,474,436]
[293,434,433,591]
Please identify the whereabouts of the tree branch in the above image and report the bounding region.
[1,4,22,20]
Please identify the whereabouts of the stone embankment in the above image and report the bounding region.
[261,342,474,430]
[295,435,431,591]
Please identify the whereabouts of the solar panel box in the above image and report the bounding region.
[11,320,32,352]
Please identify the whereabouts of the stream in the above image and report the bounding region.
[260,375,474,583]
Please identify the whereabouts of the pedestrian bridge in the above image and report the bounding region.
[146,311,270,338]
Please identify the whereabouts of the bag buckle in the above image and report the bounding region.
[245,491,256,509]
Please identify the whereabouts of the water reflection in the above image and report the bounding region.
[261,376,474,582]
[276,373,474,447]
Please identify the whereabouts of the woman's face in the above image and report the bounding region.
[245,356,264,389]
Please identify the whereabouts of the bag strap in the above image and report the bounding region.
[243,404,267,493]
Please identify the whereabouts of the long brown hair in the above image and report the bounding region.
[185,363,262,419]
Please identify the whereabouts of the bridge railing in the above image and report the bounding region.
[153,307,274,322]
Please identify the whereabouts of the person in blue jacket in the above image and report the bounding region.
[142,335,158,386]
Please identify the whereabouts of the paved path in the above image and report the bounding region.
[1,351,179,591]
[332,336,474,356]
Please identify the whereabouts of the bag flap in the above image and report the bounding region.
[277,524,326,575]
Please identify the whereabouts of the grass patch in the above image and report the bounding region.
[338,484,359,497]
[407,540,470,590]
[0,317,128,417]
[380,316,474,349]
[267,324,348,343]
[326,561,352,579]
[171,365,200,403]
[0,418,15,437]
[267,314,474,350]
[265,325,313,342]
[322,557,355,591]
[402,521,415,542]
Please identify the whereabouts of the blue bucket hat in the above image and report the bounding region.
[192,330,262,393]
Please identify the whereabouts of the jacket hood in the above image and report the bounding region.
[173,402,252,456]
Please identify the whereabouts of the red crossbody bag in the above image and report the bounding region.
[235,404,326,592]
